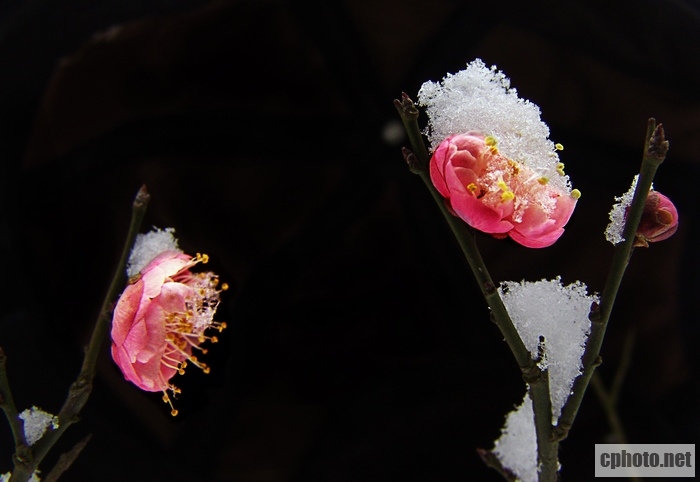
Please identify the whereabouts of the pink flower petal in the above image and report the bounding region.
[430,141,453,197]
[141,250,192,298]
[157,282,190,314]
[111,279,145,346]
[445,166,478,195]
[450,191,514,233]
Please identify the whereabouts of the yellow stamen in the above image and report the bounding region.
[160,357,181,370]
[162,391,179,417]
[485,135,498,154]
[507,159,521,174]
[185,355,209,373]
[467,183,478,193]
[501,191,515,202]
[555,143,564,151]
[571,189,581,199]
[538,177,549,185]
[221,283,229,291]
[497,179,509,192]
[556,163,565,176]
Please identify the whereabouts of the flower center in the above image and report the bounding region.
[158,255,228,416]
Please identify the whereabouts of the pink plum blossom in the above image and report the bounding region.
[111,250,227,415]
[430,133,579,248]
[633,191,679,247]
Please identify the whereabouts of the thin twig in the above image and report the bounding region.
[477,448,517,481]
[555,119,668,442]
[42,433,92,482]
[10,186,150,482]
[0,347,32,469]
[590,329,640,482]
[590,374,628,444]
[610,329,636,407]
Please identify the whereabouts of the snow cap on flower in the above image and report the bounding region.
[500,277,597,423]
[418,58,572,195]
[18,406,59,446]
[419,61,579,247]
[112,228,227,415]
[126,227,181,278]
[605,175,678,246]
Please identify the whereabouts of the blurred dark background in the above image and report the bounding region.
[0,0,697,480]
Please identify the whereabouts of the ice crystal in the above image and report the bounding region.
[126,226,181,277]
[605,175,653,245]
[417,59,572,194]
[500,277,597,423]
[18,406,59,446]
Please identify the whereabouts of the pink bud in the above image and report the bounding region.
[429,133,579,248]
[633,191,679,247]
[111,250,227,415]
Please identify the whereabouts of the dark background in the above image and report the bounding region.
[1,1,697,480]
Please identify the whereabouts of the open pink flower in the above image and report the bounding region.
[633,191,679,247]
[430,133,579,248]
[111,250,227,415]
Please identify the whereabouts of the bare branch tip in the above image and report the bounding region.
[401,147,421,173]
[394,92,419,116]
[648,123,669,159]
[477,448,517,481]
[134,184,151,208]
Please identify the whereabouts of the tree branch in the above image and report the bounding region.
[10,185,150,482]
[555,119,668,442]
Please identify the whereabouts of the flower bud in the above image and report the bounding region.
[633,191,679,247]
